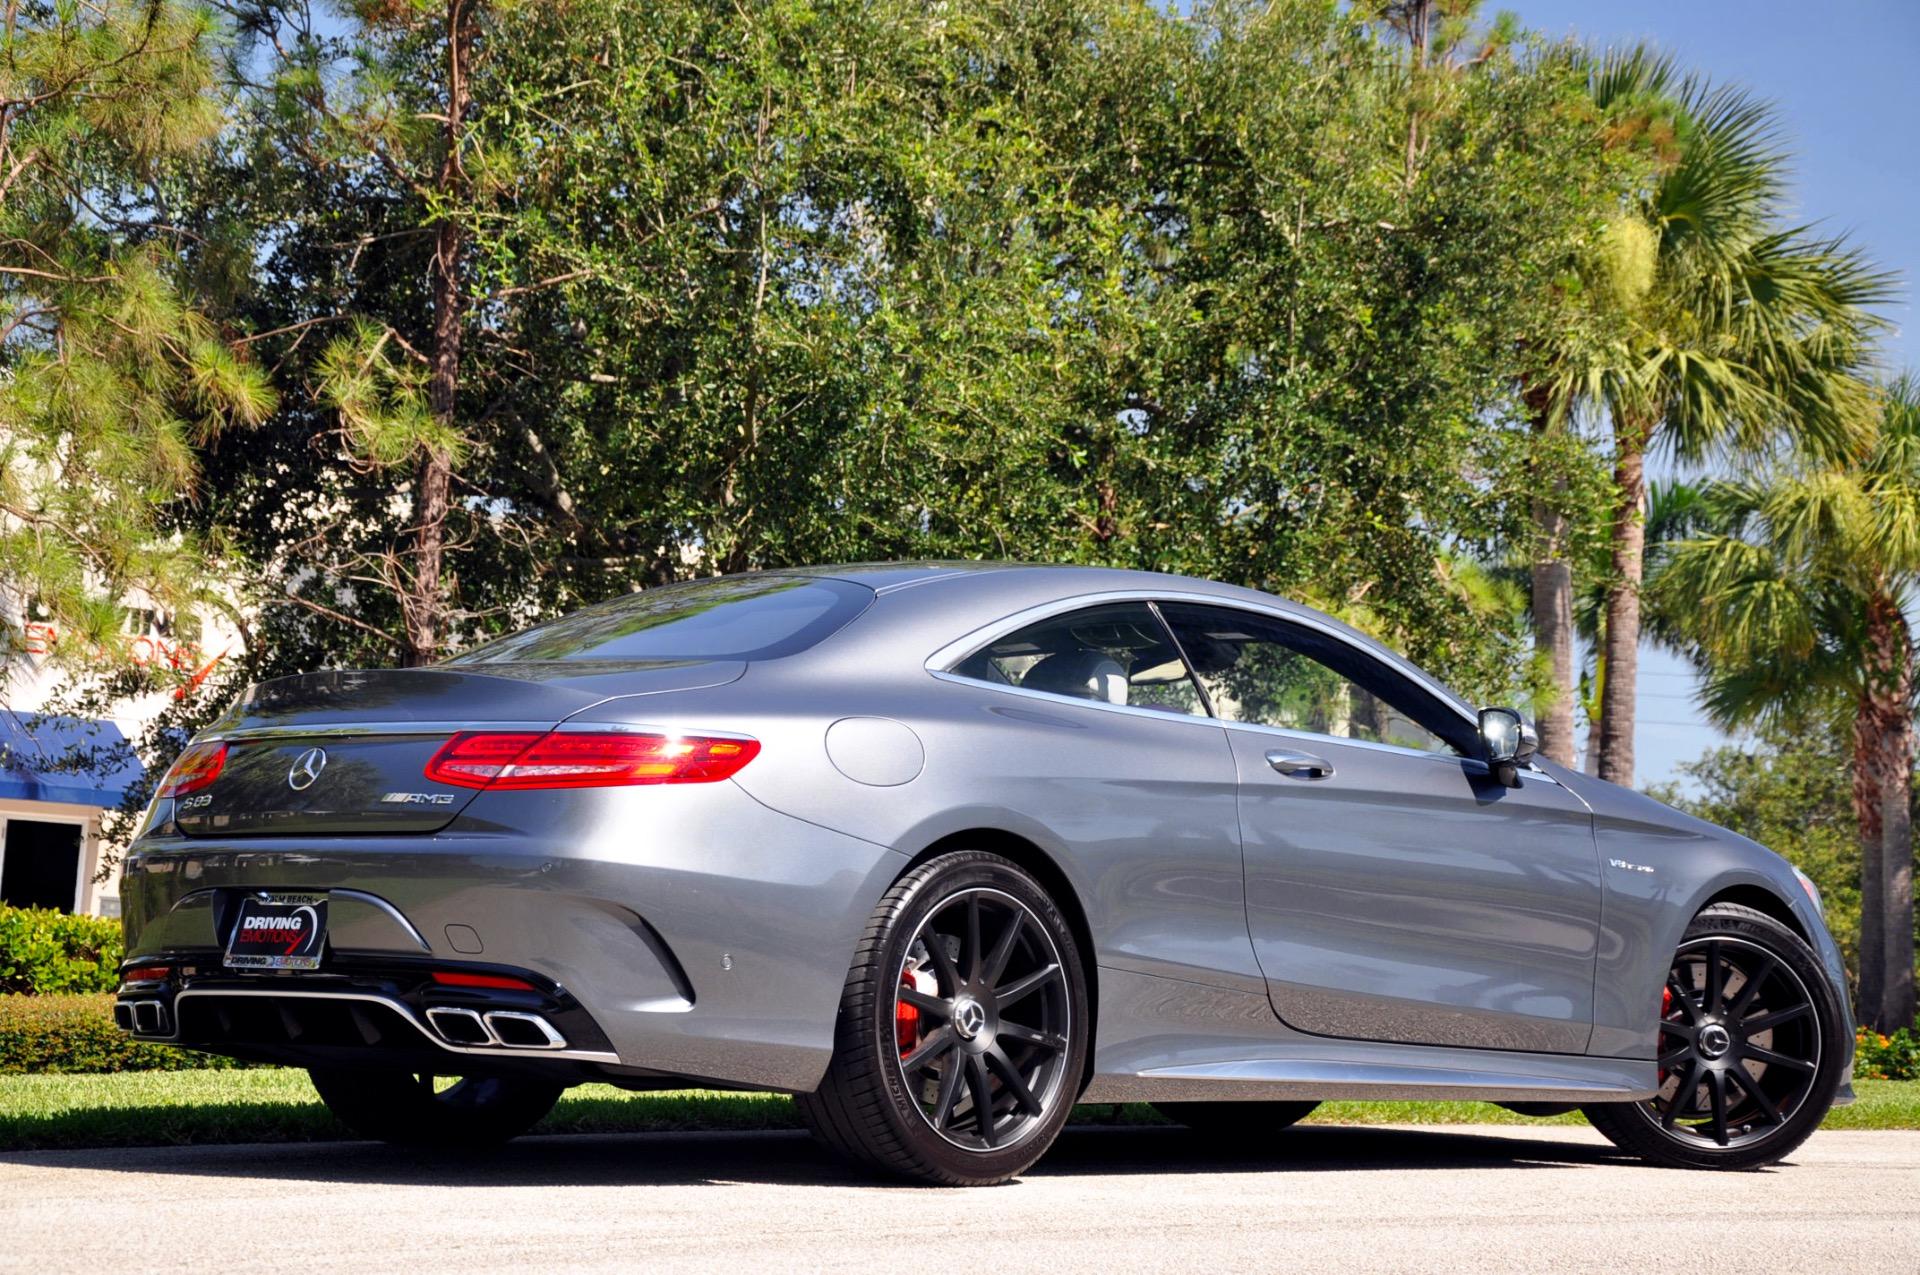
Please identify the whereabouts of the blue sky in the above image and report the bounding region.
[1513,0,1919,787]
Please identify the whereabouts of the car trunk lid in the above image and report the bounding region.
[175,662,743,836]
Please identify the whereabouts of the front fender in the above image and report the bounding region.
[1551,765,1854,1075]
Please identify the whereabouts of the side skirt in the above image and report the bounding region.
[1082,966,1657,1106]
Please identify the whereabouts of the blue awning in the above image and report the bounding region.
[0,711,145,808]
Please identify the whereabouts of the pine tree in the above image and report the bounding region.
[0,1,272,665]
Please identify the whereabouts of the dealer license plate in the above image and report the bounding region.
[224,892,328,970]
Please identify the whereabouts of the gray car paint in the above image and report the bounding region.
[1226,724,1603,1056]
[119,561,1854,1103]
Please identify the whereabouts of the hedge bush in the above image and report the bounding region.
[0,905,123,995]
[1856,1027,1920,1082]
[0,994,244,1074]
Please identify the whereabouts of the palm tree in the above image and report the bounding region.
[1566,478,1709,768]
[1652,376,1920,1032]
[1542,49,1888,786]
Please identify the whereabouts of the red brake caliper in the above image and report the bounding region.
[1658,984,1674,1083]
[896,971,921,1053]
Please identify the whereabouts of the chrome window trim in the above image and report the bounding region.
[925,587,1481,732]
[1214,717,1467,765]
[1214,716,1562,787]
[925,669,1222,731]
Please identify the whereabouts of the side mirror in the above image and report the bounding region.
[1478,707,1538,787]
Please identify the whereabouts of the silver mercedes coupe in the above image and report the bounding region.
[114,562,1853,1184]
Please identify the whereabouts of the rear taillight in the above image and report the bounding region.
[156,741,228,799]
[423,730,759,790]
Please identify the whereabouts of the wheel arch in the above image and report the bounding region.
[1697,883,1810,943]
[904,827,1100,1096]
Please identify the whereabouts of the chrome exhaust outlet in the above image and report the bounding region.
[482,1011,568,1050]
[424,1006,495,1046]
[113,1001,136,1031]
[130,1000,170,1036]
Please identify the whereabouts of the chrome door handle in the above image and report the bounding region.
[1266,749,1334,779]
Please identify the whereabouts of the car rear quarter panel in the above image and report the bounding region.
[571,664,1264,996]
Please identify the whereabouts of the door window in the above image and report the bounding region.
[951,604,1207,715]
[1157,603,1470,754]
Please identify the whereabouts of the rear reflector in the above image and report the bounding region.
[120,965,170,983]
[430,970,538,991]
[423,730,759,790]
[156,742,228,799]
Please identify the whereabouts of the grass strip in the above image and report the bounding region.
[2,1069,1914,1152]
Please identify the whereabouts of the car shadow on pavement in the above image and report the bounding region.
[0,1123,1634,1189]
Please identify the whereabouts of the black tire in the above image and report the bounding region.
[1152,1100,1320,1136]
[797,850,1090,1186]
[309,1068,564,1147]
[1582,902,1848,1170]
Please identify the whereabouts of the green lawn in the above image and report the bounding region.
[1,1069,1915,1152]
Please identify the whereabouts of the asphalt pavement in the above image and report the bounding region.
[2,1124,1914,1274]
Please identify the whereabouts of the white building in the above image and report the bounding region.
[0,604,241,917]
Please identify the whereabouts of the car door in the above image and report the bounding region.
[1158,601,1602,1055]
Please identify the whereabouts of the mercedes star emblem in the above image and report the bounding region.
[287,747,329,791]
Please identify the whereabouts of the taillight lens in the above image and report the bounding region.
[156,741,228,799]
[423,730,759,790]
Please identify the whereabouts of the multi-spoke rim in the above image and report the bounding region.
[891,886,1071,1153]
[1637,935,1823,1150]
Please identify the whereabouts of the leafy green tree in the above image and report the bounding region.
[1653,376,1920,1030]
[0,0,273,663]
[177,0,1620,708]
[1104,1,1620,697]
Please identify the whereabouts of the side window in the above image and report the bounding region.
[1158,603,1469,755]
[950,604,1207,716]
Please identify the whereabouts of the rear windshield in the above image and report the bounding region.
[448,575,872,664]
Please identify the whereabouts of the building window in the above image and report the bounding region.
[0,819,84,913]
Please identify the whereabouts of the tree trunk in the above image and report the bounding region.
[1853,591,1916,1031]
[1597,417,1649,786]
[402,1,474,668]
[1402,0,1432,184]
[1526,386,1575,766]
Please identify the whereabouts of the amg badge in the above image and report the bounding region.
[380,791,457,805]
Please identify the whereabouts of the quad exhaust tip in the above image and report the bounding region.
[483,1011,568,1050]
[424,1006,567,1051]
[118,1000,169,1036]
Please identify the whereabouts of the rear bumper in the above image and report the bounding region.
[115,959,620,1077]
[118,781,909,1090]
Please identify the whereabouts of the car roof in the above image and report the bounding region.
[792,560,1258,598]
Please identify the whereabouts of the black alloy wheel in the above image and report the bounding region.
[798,851,1090,1186]
[309,1068,564,1147]
[892,885,1075,1152]
[1584,903,1847,1170]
